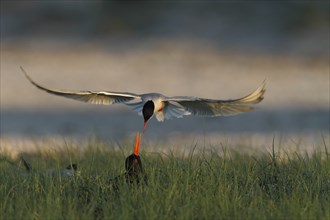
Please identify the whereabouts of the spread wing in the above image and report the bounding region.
[155,101,191,122]
[21,67,140,105]
[165,81,266,117]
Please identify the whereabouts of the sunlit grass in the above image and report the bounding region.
[0,138,329,220]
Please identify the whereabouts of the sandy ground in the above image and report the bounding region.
[1,42,329,157]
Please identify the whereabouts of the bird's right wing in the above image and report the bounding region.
[165,81,266,117]
[21,67,141,105]
[153,101,191,121]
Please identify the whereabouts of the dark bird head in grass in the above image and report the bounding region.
[125,154,144,182]
[66,163,78,171]
[125,132,147,184]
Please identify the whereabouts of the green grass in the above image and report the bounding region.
[0,139,329,220]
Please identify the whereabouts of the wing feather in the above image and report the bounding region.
[21,67,140,105]
[165,81,265,117]
[162,101,191,120]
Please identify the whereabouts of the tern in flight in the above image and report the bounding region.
[21,67,265,129]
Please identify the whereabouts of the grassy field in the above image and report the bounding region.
[0,138,329,220]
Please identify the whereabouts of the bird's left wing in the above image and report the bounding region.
[21,67,140,105]
[165,81,266,117]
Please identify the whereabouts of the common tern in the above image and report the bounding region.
[21,67,266,129]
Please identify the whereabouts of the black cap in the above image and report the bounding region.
[142,100,154,122]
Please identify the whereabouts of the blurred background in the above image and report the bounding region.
[1,1,329,155]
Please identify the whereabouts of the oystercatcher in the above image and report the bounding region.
[125,132,147,185]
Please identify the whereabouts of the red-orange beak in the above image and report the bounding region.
[134,132,141,156]
[143,121,148,129]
